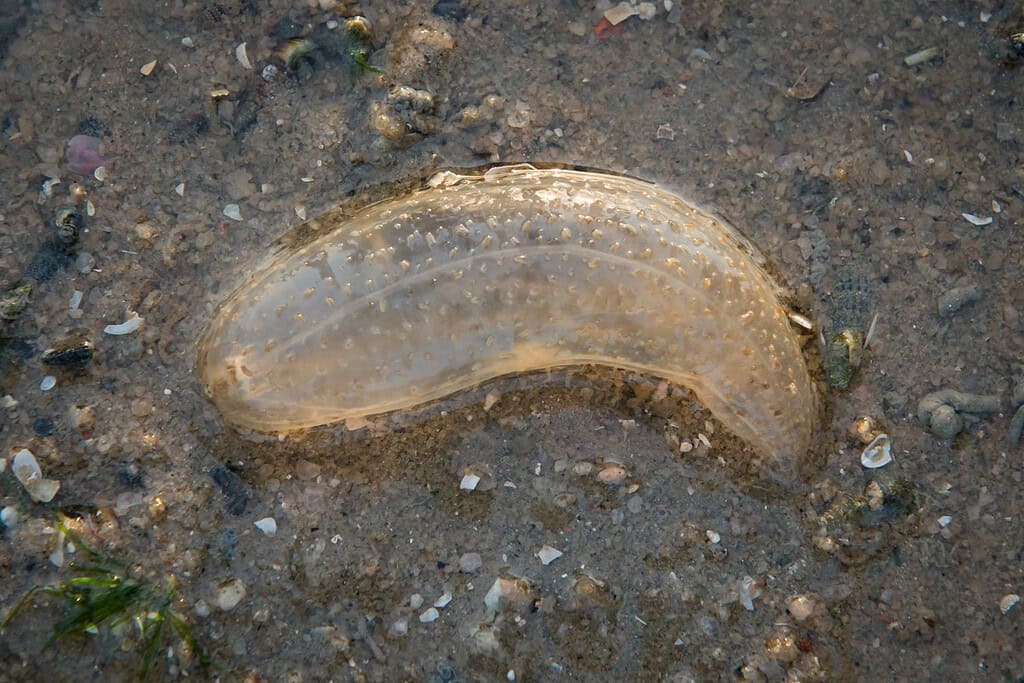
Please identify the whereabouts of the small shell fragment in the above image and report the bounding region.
[216,578,247,611]
[175,182,185,196]
[104,311,143,335]
[738,576,762,611]
[295,205,307,220]
[604,2,638,25]
[903,47,939,66]
[140,59,157,76]
[961,212,993,226]
[460,473,481,490]
[434,592,453,608]
[223,204,243,221]
[254,517,277,535]
[235,42,253,70]
[1000,594,1020,614]
[12,448,61,503]
[937,515,952,528]
[536,545,563,565]
[861,433,892,469]
[419,607,440,623]
[40,376,57,391]
[93,166,107,182]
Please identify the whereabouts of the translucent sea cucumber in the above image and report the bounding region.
[198,166,816,479]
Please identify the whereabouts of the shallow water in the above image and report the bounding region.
[1,1,1023,681]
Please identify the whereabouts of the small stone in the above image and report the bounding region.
[1,506,18,528]
[434,592,453,608]
[194,600,210,618]
[130,398,152,418]
[419,607,440,623]
[388,618,408,636]
[573,462,593,475]
[216,578,247,611]
[410,593,424,609]
[706,530,721,544]
[254,517,277,535]
[787,595,816,622]
[175,182,185,196]
[459,552,482,573]
[937,515,952,528]
[40,376,56,391]
[140,59,157,76]
[460,473,481,490]
[12,448,60,503]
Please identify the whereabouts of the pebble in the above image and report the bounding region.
[410,593,424,609]
[40,376,56,391]
[434,592,453,608]
[459,552,482,573]
[254,517,277,535]
[918,390,1001,440]
[937,285,981,317]
[216,578,247,611]
[786,595,816,621]
[32,417,55,436]
[597,465,627,484]
[0,506,18,528]
[460,473,481,490]
[388,618,408,637]
[419,607,440,623]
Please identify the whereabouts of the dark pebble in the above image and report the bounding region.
[32,417,54,436]
[77,116,109,138]
[26,239,74,282]
[117,463,145,489]
[433,0,468,21]
[222,528,238,560]
[212,465,250,515]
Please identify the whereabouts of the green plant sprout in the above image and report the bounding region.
[0,516,211,681]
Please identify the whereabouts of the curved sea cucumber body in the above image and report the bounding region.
[198,166,815,479]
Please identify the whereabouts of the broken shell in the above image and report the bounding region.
[54,205,83,246]
[604,2,639,25]
[223,204,243,221]
[42,333,94,368]
[104,311,143,335]
[1000,594,1020,614]
[861,433,892,469]
[738,575,763,611]
[961,212,993,227]
[536,545,563,566]
[597,465,628,484]
[235,42,253,70]
[12,448,61,503]
[254,517,277,535]
[140,59,157,76]
[849,415,883,445]
[483,576,536,611]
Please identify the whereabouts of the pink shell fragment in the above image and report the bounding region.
[65,134,111,175]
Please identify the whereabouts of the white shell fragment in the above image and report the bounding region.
[223,204,243,221]
[0,506,18,528]
[419,607,440,623]
[460,473,481,490]
[536,545,564,566]
[738,576,762,611]
[1000,594,1020,614]
[40,376,57,391]
[12,448,61,503]
[235,42,253,69]
[961,212,993,226]
[604,2,638,25]
[434,592,453,608]
[254,517,277,535]
[69,290,83,310]
[175,182,185,196]
[903,47,939,66]
[93,166,108,182]
[216,578,247,610]
[104,311,143,335]
[861,433,893,469]
[140,59,157,76]
[937,515,952,528]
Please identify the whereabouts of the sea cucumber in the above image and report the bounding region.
[198,166,816,479]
